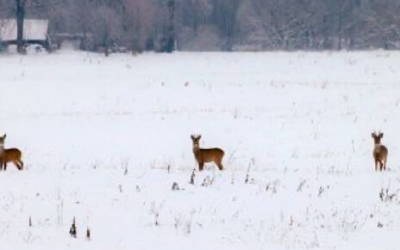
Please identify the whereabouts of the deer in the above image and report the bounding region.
[191,135,225,171]
[371,131,388,171]
[0,134,24,171]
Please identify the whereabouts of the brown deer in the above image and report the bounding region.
[371,131,388,171]
[0,134,24,171]
[191,135,224,171]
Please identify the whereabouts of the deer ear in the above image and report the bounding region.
[379,133,384,138]
[371,133,375,138]
[3,134,6,139]
[191,135,195,140]
[198,135,201,139]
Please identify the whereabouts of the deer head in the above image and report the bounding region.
[371,131,384,145]
[0,134,6,148]
[191,134,201,149]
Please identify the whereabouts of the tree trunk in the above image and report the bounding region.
[16,0,26,54]
[163,0,175,53]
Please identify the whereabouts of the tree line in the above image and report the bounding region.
[0,0,399,53]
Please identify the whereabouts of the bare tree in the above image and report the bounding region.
[92,5,122,55]
[357,0,400,49]
[122,0,154,52]
[2,0,400,53]
[210,0,241,50]
[158,0,175,52]
[15,0,26,53]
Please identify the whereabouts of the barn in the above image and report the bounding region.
[0,19,50,51]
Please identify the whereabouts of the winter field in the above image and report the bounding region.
[0,50,400,250]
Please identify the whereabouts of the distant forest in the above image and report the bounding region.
[0,0,399,52]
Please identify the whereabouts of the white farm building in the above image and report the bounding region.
[0,19,50,50]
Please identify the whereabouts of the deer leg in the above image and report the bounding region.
[216,161,223,171]
[13,160,20,170]
[13,160,22,170]
[4,162,7,171]
[379,160,384,171]
[18,159,24,170]
[375,160,378,171]
[199,162,204,171]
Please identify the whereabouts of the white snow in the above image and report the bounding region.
[0,50,400,249]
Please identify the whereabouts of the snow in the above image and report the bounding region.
[0,50,400,249]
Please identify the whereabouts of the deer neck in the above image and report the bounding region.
[193,145,201,156]
[374,143,382,150]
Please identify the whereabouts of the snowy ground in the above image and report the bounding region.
[0,50,400,249]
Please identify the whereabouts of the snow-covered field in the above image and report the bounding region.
[0,50,400,250]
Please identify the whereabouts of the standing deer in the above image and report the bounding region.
[191,135,224,171]
[0,134,24,171]
[371,131,388,171]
